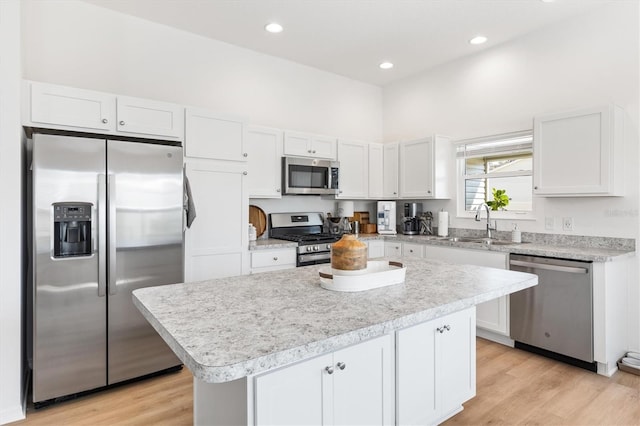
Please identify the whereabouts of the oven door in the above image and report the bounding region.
[298,251,331,267]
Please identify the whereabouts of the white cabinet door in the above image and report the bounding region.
[366,240,385,259]
[533,105,624,196]
[368,143,384,199]
[284,131,337,160]
[185,107,245,161]
[383,143,399,198]
[116,96,184,139]
[255,354,332,426]
[246,126,283,198]
[402,243,424,258]
[399,136,451,199]
[184,159,248,281]
[27,81,116,132]
[332,335,394,426]
[255,335,393,426]
[397,307,476,426]
[384,241,402,258]
[400,138,433,198]
[423,246,509,336]
[337,139,368,199]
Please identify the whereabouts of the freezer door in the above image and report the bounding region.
[32,134,107,403]
[106,140,183,384]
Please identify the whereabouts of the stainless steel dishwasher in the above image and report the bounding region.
[509,254,596,371]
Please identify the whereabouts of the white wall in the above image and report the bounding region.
[0,0,25,423]
[383,3,640,350]
[21,0,383,142]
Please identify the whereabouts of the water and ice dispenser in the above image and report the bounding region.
[53,202,92,258]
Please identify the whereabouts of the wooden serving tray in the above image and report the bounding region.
[319,261,405,292]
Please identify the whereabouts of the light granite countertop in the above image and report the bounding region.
[250,233,635,262]
[133,258,537,384]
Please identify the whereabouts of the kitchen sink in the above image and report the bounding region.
[447,237,526,246]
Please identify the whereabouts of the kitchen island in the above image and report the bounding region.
[133,258,537,425]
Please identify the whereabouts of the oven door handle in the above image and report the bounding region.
[298,252,331,263]
[509,259,589,274]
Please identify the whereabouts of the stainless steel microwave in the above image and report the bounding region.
[282,157,339,195]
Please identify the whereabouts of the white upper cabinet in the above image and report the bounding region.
[24,81,184,141]
[116,96,184,139]
[368,143,384,199]
[185,107,245,161]
[246,126,283,198]
[283,130,337,160]
[337,139,368,199]
[399,135,452,199]
[383,142,399,198]
[533,105,624,196]
[27,81,115,132]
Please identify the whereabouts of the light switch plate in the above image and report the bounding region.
[545,217,554,231]
[562,217,574,231]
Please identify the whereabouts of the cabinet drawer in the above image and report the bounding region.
[251,249,296,269]
[403,243,424,258]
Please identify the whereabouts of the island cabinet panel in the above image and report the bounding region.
[366,240,385,259]
[396,306,476,426]
[255,334,394,426]
[423,246,510,340]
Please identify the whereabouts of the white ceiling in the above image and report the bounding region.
[81,0,611,86]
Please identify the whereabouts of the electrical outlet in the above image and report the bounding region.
[562,217,573,231]
[545,217,554,231]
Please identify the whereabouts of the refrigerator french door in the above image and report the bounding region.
[32,133,183,405]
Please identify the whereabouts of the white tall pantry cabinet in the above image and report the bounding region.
[183,108,249,281]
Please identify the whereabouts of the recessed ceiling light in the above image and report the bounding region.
[265,23,283,33]
[379,62,394,70]
[469,35,488,45]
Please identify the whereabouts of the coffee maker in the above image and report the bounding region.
[402,203,422,235]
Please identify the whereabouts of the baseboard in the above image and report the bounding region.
[0,405,25,425]
[476,328,514,347]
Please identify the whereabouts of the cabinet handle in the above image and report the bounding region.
[312,150,316,154]
[437,325,451,334]
[325,366,334,375]
[119,120,125,126]
[243,153,248,157]
[308,149,312,153]
[427,190,432,194]
[273,257,278,261]
[102,118,108,124]
[336,362,346,370]
[409,249,414,253]
[276,188,281,192]
[534,186,538,190]
[243,171,248,175]
[393,192,397,195]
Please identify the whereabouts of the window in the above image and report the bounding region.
[457,131,533,217]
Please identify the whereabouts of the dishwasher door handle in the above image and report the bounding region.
[509,259,589,274]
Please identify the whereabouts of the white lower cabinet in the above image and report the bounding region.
[254,334,394,425]
[403,242,424,258]
[366,240,385,258]
[384,241,402,257]
[250,248,296,274]
[423,246,510,338]
[396,307,476,426]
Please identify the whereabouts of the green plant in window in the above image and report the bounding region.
[486,188,510,211]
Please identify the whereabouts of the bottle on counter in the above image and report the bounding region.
[249,224,257,242]
[511,223,521,243]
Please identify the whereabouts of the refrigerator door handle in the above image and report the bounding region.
[108,174,117,295]
[98,174,107,297]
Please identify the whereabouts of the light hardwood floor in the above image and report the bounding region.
[15,338,640,425]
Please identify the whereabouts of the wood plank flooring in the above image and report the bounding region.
[15,338,640,425]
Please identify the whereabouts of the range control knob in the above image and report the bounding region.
[326,244,331,250]
[306,246,312,252]
[314,245,319,251]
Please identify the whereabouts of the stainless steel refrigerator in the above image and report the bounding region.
[30,132,183,406]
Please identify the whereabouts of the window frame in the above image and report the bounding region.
[455,131,537,221]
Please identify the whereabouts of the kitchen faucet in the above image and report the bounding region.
[475,203,495,239]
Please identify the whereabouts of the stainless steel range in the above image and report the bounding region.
[269,212,342,266]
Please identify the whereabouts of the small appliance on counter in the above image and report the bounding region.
[376,201,397,235]
[401,203,422,235]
